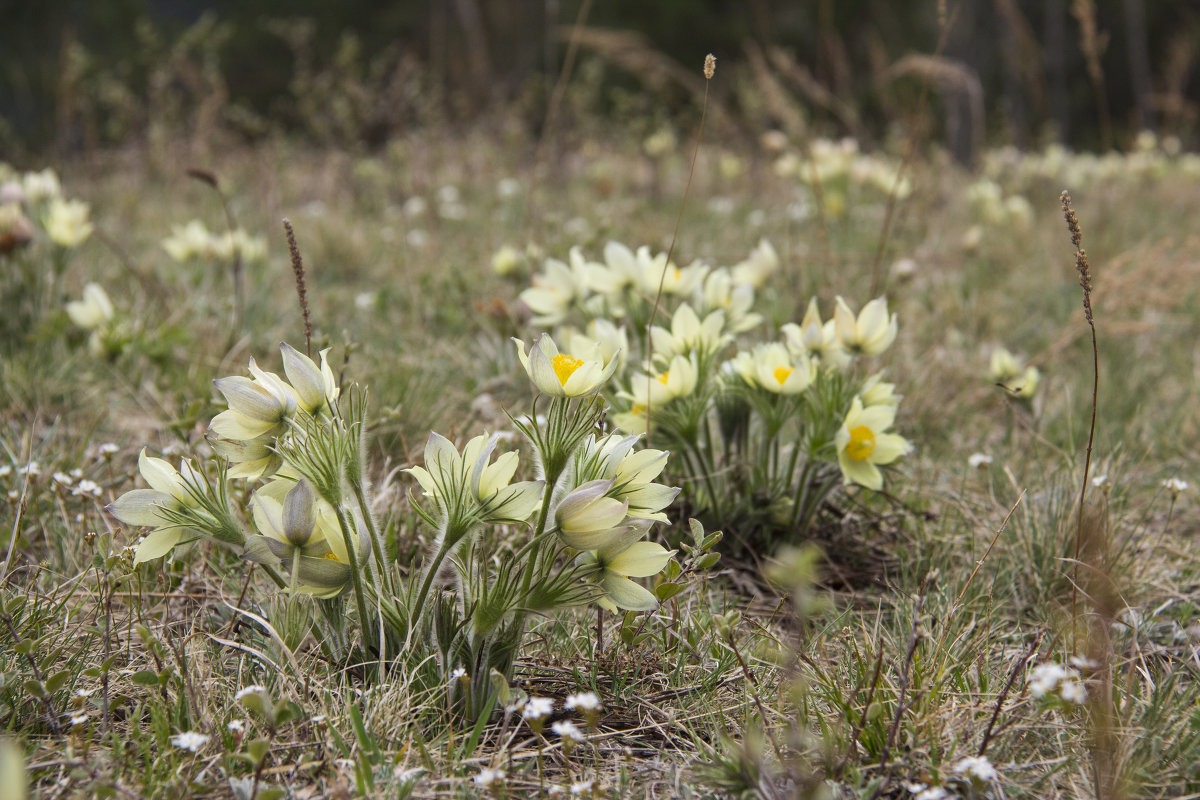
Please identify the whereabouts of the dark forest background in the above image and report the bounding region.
[2,0,1196,159]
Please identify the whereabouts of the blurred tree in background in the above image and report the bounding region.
[1,0,1196,159]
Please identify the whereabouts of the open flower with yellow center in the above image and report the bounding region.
[576,532,676,612]
[751,343,813,395]
[628,353,698,409]
[649,303,727,360]
[513,333,620,398]
[43,198,94,248]
[835,397,911,490]
[406,432,543,527]
[833,296,897,357]
[989,347,1039,399]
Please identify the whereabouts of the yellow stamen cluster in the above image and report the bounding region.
[656,370,671,385]
[773,365,794,385]
[552,353,584,385]
[845,425,876,461]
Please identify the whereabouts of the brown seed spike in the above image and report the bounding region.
[282,218,313,357]
[704,54,716,80]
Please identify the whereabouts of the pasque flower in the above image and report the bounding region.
[209,359,297,441]
[280,342,339,416]
[43,198,94,248]
[406,432,543,528]
[65,284,114,331]
[249,478,355,597]
[107,449,216,564]
[577,535,676,612]
[513,333,620,398]
[835,397,911,490]
[555,479,631,551]
[833,296,897,356]
[751,342,813,395]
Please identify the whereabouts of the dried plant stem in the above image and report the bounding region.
[1061,190,1098,652]
[282,218,313,356]
[646,55,715,448]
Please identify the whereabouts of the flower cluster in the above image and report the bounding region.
[0,167,94,252]
[162,219,267,264]
[513,239,911,552]
[1027,660,1088,706]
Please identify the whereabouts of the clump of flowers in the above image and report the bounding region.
[1028,659,1089,706]
[107,336,683,717]
[988,346,1039,400]
[513,239,912,554]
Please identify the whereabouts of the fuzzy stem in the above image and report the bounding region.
[333,506,370,632]
[352,480,394,595]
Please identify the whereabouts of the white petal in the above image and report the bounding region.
[606,542,675,577]
[134,528,184,564]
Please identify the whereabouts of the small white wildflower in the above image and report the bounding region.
[73,479,102,497]
[407,228,429,248]
[310,715,327,725]
[355,292,376,310]
[1028,662,1071,698]
[19,461,40,476]
[967,453,992,469]
[97,443,119,457]
[1059,679,1087,705]
[402,196,427,217]
[235,685,266,702]
[227,719,245,733]
[952,755,998,782]
[570,780,595,795]
[551,720,585,743]
[69,713,89,726]
[393,766,424,783]
[1068,655,1099,670]
[1091,474,1110,488]
[0,465,10,477]
[7,491,18,500]
[524,697,554,720]
[565,692,601,712]
[474,768,505,787]
[53,472,74,486]
[914,787,949,800]
[70,468,83,479]
[1163,477,1189,494]
[75,688,95,698]
[170,731,210,752]
[449,667,467,682]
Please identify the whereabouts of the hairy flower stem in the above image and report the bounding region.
[352,481,394,595]
[412,538,453,621]
[333,506,371,633]
[518,480,558,600]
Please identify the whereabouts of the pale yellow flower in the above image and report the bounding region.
[701,268,761,333]
[405,432,543,525]
[519,248,594,326]
[833,296,897,356]
[989,347,1039,399]
[751,343,813,394]
[280,343,339,416]
[835,397,910,490]
[162,220,216,262]
[65,283,114,331]
[649,303,726,360]
[513,334,620,398]
[43,198,93,247]
[628,353,698,408]
[577,537,676,612]
[730,239,779,287]
[782,298,849,368]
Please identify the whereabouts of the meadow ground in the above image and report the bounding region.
[2,123,1200,799]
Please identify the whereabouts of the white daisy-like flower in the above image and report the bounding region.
[570,780,595,795]
[967,453,992,469]
[449,668,467,682]
[551,720,585,743]
[952,755,998,782]
[474,768,506,787]
[524,697,555,720]
[97,443,119,457]
[1091,474,1110,488]
[69,713,89,726]
[565,692,601,712]
[170,731,210,752]
[1163,477,1189,494]
[227,719,245,733]
[74,479,102,497]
